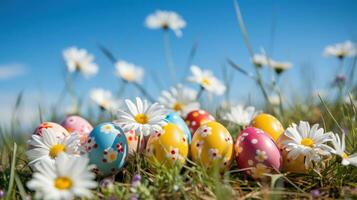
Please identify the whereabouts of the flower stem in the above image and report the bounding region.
[196,86,204,101]
[162,29,176,84]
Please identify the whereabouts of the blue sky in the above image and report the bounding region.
[0,0,357,123]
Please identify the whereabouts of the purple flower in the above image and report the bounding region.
[131,174,141,188]
[334,74,346,84]
[0,189,5,198]
[310,189,320,198]
[100,178,113,189]
[130,193,139,200]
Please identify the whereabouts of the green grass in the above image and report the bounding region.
[1,95,357,199]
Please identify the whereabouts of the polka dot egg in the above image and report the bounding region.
[61,115,93,145]
[185,110,215,136]
[250,113,284,141]
[33,122,69,139]
[235,127,282,179]
[146,123,188,167]
[125,130,144,155]
[85,122,128,176]
[191,121,233,170]
[165,112,191,144]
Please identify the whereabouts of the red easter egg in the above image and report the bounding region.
[185,110,215,136]
[235,127,282,179]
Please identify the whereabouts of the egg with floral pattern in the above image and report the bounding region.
[276,134,309,173]
[165,112,191,144]
[84,122,128,176]
[191,121,233,170]
[250,113,284,141]
[235,127,282,179]
[33,122,69,139]
[185,110,215,136]
[125,130,145,155]
[146,123,188,167]
[61,115,93,145]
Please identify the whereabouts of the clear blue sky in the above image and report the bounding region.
[0,0,357,122]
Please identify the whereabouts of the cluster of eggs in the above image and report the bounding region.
[31,110,306,178]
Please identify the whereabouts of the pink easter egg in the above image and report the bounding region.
[235,127,282,179]
[61,115,93,144]
[125,130,145,155]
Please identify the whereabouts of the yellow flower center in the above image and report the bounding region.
[54,177,73,190]
[342,152,349,159]
[49,144,66,158]
[301,138,314,147]
[202,78,211,86]
[123,71,135,81]
[173,102,183,111]
[134,114,149,124]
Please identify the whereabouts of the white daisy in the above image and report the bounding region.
[282,121,333,168]
[158,84,200,116]
[222,105,258,126]
[187,65,226,96]
[323,41,357,58]
[330,133,357,167]
[145,10,186,37]
[268,95,281,106]
[26,129,80,168]
[27,154,97,200]
[115,60,144,83]
[90,88,121,112]
[269,60,293,74]
[114,97,168,136]
[252,53,269,67]
[63,47,98,78]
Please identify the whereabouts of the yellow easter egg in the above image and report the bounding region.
[277,134,309,173]
[191,121,233,170]
[251,113,284,141]
[146,123,188,167]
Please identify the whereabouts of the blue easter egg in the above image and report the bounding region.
[165,112,191,144]
[84,122,128,176]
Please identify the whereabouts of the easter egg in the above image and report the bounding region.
[165,112,191,144]
[191,121,233,170]
[84,122,128,176]
[185,110,215,136]
[61,115,93,144]
[146,123,188,167]
[125,130,144,155]
[276,134,309,173]
[235,127,282,179]
[33,122,69,139]
[250,113,284,141]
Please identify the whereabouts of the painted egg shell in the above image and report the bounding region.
[235,127,282,179]
[165,112,191,144]
[250,113,284,141]
[61,115,93,145]
[191,121,233,170]
[84,122,128,176]
[125,130,145,155]
[185,110,215,136]
[276,134,309,173]
[33,122,69,139]
[146,123,188,167]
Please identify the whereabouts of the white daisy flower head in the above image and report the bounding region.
[63,46,98,78]
[145,10,186,37]
[222,104,259,126]
[188,65,226,96]
[282,121,333,168]
[27,153,97,200]
[269,59,293,74]
[114,97,168,137]
[90,88,121,112]
[323,40,357,58]
[252,53,269,67]
[26,129,80,169]
[158,84,200,116]
[330,133,357,167]
[268,95,281,106]
[115,60,144,83]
